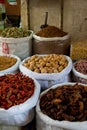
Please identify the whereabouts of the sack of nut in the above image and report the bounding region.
[19,54,72,90]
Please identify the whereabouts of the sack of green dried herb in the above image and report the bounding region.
[0,27,33,60]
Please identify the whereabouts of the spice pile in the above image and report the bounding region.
[0,73,35,109]
[74,59,87,75]
[23,54,68,73]
[1,27,31,38]
[0,56,17,71]
[40,84,87,121]
[70,41,87,60]
[36,25,67,37]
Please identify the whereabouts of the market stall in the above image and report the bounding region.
[0,0,87,130]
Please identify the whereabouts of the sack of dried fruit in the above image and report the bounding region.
[36,82,87,130]
[0,72,40,126]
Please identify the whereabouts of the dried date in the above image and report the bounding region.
[40,84,87,121]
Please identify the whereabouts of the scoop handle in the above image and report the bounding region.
[45,12,48,26]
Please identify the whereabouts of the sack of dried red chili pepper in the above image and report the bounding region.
[0,72,40,126]
[36,82,87,130]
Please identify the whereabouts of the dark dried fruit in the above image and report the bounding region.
[40,84,87,121]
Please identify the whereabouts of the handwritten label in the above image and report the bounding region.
[2,42,9,54]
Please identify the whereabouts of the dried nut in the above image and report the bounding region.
[23,54,68,73]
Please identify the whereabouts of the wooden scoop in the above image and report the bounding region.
[40,12,48,29]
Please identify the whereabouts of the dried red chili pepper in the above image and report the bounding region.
[0,72,35,109]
